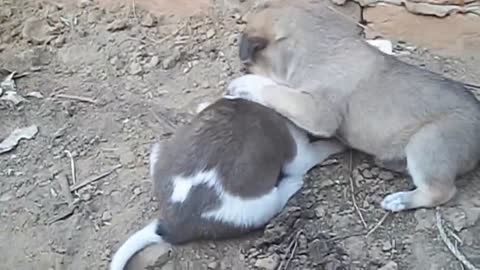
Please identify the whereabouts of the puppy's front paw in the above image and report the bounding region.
[226,75,276,104]
[381,191,412,212]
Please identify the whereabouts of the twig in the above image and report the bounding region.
[150,109,177,132]
[48,205,77,225]
[277,230,303,270]
[70,164,122,192]
[53,94,97,104]
[366,212,390,237]
[131,0,138,21]
[64,150,76,185]
[347,150,368,229]
[58,173,74,205]
[436,210,479,270]
[446,227,464,246]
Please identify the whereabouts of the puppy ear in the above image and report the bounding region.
[239,33,268,62]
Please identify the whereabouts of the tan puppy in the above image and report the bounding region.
[228,0,480,212]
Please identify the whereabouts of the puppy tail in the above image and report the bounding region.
[110,219,165,270]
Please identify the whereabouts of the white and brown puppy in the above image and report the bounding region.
[228,0,480,212]
[109,96,344,270]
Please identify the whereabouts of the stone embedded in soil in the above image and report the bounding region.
[145,56,160,69]
[101,211,112,222]
[141,13,157,27]
[22,17,56,44]
[162,55,179,70]
[414,209,435,231]
[206,29,216,39]
[382,240,393,251]
[254,254,280,270]
[379,171,394,181]
[107,19,129,32]
[126,244,171,269]
[207,261,218,269]
[361,169,373,179]
[378,261,398,270]
[129,62,143,75]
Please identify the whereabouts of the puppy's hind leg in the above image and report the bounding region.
[381,119,479,212]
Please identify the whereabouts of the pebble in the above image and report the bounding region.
[254,254,279,270]
[22,17,55,44]
[382,240,392,251]
[129,62,143,75]
[107,19,128,32]
[378,261,398,270]
[361,169,373,179]
[379,171,394,181]
[145,55,160,68]
[141,13,157,27]
[162,55,178,70]
[101,211,112,222]
[207,261,218,269]
[206,29,216,39]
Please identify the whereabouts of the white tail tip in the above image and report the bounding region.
[110,220,164,270]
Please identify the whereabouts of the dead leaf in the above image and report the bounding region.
[0,125,39,154]
[0,91,27,105]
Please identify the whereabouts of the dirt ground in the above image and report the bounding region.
[1,0,479,270]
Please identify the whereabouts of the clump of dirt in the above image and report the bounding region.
[1,0,479,270]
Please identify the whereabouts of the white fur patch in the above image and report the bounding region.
[110,220,165,270]
[149,143,161,179]
[168,168,300,228]
[170,170,218,203]
[170,178,193,203]
[226,74,277,104]
[202,186,283,228]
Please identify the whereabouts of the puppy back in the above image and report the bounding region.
[152,98,296,199]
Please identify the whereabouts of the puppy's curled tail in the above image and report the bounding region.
[110,219,165,270]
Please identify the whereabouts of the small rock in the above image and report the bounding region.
[78,0,93,8]
[87,9,104,23]
[319,179,335,189]
[145,55,160,69]
[206,29,216,39]
[81,192,92,201]
[382,240,392,251]
[379,171,394,181]
[315,205,327,217]
[101,211,112,222]
[361,169,373,179]
[207,261,218,269]
[141,13,157,27]
[330,0,347,5]
[107,19,128,32]
[53,36,66,48]
[26,91,44,98]
[378,261,398,270]
[414,209,435,231]
[162,55,178,70]
[129,62,143,75]
[126,244,171,269]
[443,208,468,231]
[228,34,237,45]
[254,254,279,270]
[22,17,55,44]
